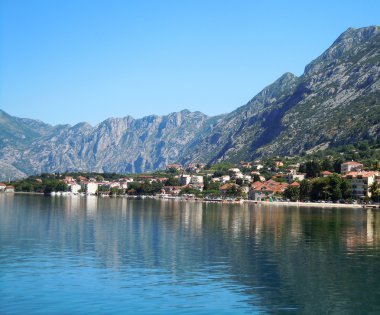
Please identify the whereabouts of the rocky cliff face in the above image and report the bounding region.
[1,26,379,179]
[185,26,380,162]
[0,110,211,179]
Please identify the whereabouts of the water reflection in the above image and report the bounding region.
[1,194,380,314]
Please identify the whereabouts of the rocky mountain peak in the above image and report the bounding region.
[304,26,380,75]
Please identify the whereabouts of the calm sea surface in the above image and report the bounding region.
[1,194,380,314]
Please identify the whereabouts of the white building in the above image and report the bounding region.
[69,183,81,194]
[83,182,99,195]
[285,173,305,184]
[220,175,231,183]
[180,174,191,186]
[344,171,378,199]
[341,161,364,174]
[190,175,204,184]
[229,168,243,179]
[0,183,6,192]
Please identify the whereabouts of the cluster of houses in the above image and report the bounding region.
[63,175,134,195]
[0,182,14,193]
[249,160,379,201]
[340,161,379,199]
[1,160,379,201]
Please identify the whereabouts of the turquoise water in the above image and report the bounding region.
[1,194,380,314]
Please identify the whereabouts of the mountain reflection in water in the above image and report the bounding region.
[1,194,380,314]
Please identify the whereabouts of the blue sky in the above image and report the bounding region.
[1,0,379,126]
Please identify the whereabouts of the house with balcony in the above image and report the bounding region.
[343,171,378,199]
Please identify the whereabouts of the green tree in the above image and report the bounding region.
[252,174,261,182]
[300,160,321,178]
[165,176,180,186]
[370,182,380,202]
[322,159,334,172]
[283,186,300,202]
[300,179,312,201]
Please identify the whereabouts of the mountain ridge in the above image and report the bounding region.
[1,26,380,180]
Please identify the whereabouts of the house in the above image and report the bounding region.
[285,172,305,183]
[180,174,191,186]
[343,171,379,199]
[156,177,168,183]
[219,175,231,183]
[189,175,204,191]
[77,176,87,182]
[190,175,203,185]
[290,181,300,187]
[251,171,266,182]
[341,161,363,174]
[187,163,206,173]
[69,183,81,194]
[275,161,284,168]
[242,175,252,183]
[166,163,183,171]
[5,186,15,193]
[163,186,182,195]
[219,183,240,195]
[240,161,252,169]
[82,181,99,195]
[320,171,333,177]
[249,180,288,200]
[0,183,6,192]
[253,163,264,170]
[228,168,243,179]
[137,175,154,182]
[64,176,74,183]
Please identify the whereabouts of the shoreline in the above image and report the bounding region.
[246,200,364,209]
[8,192,368,209]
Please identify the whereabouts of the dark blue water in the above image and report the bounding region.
[1,194,380,314]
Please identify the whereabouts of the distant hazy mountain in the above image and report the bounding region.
[1,26,379,179]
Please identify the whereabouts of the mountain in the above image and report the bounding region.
[185,26,380,163]
[1,26,379,179]
[0,109,214,179]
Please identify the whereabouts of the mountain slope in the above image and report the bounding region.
[185,26,380,163]
[1,26,379,179]
[0,110,213,179]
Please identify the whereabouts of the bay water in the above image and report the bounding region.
[1,194,380,314]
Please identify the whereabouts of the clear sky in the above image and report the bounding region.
[1,0,379,126]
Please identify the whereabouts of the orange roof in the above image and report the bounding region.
[220,183,238,190]
[251,180,288,193]
[0,183,6,187]
[290,181,300,186]
[321,171,333,175]
[344,171,377,178]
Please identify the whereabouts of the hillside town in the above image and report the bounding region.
[2,159,380,204]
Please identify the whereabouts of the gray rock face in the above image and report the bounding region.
[1,26,380,179]
[0,110,211,179]
[185,26,380,163]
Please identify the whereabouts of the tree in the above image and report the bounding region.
[322,159,334,172]
[333,158,344,173]
[165,176,180,186]
[370,182,380,202]
[300,179,312,201]
[252,174,261,182]
[301,160,321,178]
[226,185,243,197]
[283,186,300,202]
[340,179,352,199]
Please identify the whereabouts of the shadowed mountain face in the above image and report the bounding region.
[1,26,380,179]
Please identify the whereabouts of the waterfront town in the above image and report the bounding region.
[1,158,380,205]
